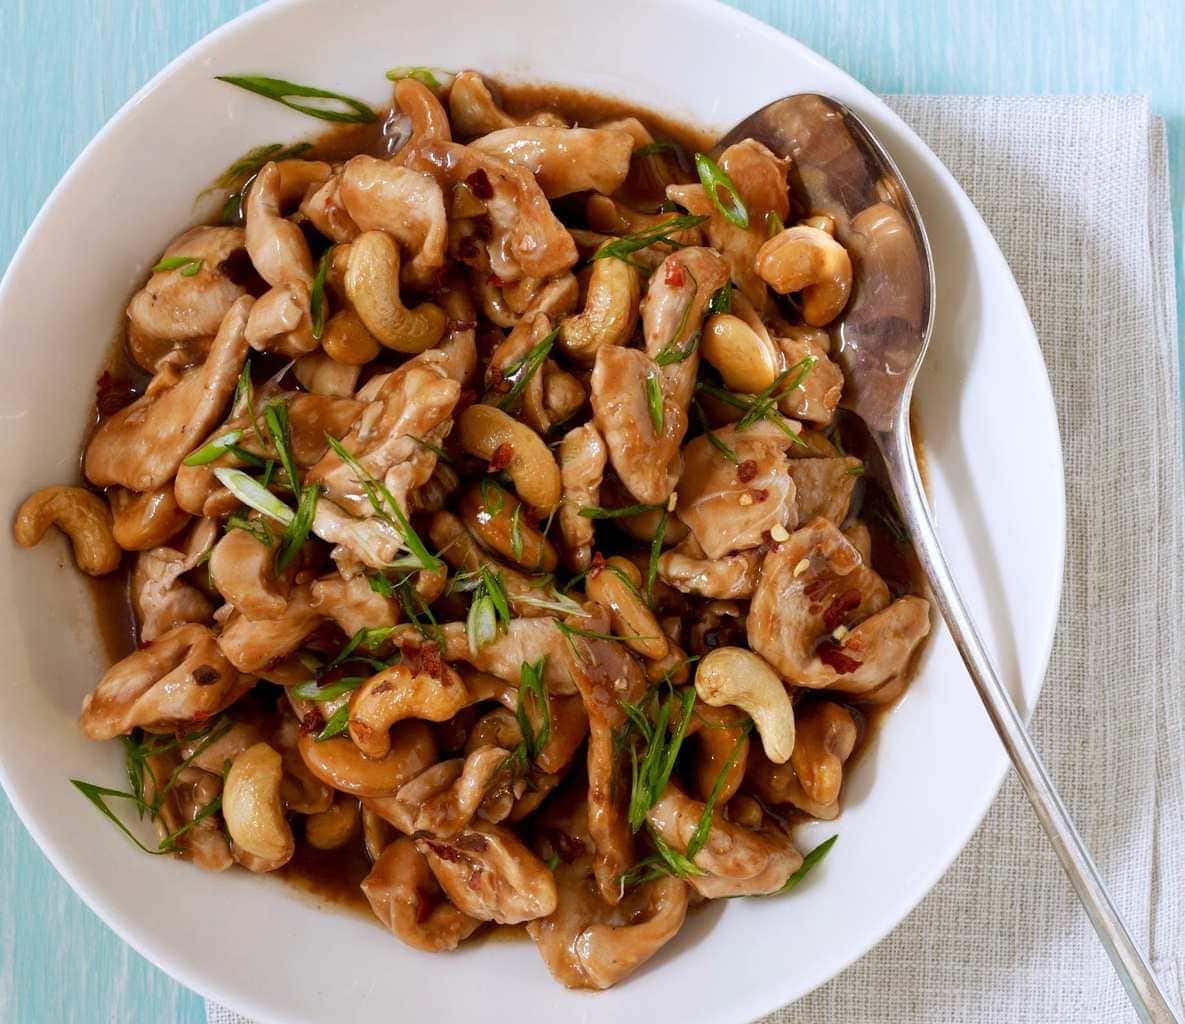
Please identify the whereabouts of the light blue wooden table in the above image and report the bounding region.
[1,2,1181,1021]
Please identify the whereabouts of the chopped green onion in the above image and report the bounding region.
[368,572,396,598]
[515,657,551,760]
[644,372,664,436]
[545,853,560,871]
[766,209,785,238]
[480,476,506,516]
[509,504,524,563]
[693,401,739,464]
[324,434,442,572]
[182,429,245,467]
[293,676,366,702]
[213,141,313,190]
[214,468,294,525]
[654,332,699,367]
[226,513,275,547]
[310,245,334,341]
[215,75,377,124]
[407,435,451,463]
[277,482,320,572]
[578,502,664,520]
[645,506,668,605]
[592,215,708,268]
[233,360,266,448]
[467,594,497,654]
[685,721,752,860]
[625,686,696,831]
[496,327,559,412]
[773,835,838,895]
[385,66,452,90]
[708,281,733,315]
[263,399,300,493]
[694,152,749,229]
[633,141,677,157]
[514,588,584,616]
[845,464,865,476]
[316,704,350,741]
[151,255,204,276]
[480,566,512,626]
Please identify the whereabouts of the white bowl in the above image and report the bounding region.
[0,1,1065,1021]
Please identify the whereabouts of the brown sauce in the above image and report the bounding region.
[82,76,930,914]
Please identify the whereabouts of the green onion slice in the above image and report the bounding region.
[215,75,377,124]
[694,152,749,229]
[214,468,294,525]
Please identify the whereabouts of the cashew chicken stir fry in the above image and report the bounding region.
[15,69,932,991]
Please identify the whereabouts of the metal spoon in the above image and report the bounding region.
[717,94,1180,1024]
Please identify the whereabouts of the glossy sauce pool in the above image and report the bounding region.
[84,77,926,926]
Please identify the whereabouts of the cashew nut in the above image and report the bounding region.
[109,485,190,552]
[245,162,314,289]
[304,795,360,850]
[458,483,558,572]
[208,526,289,620]
[223,742,294,871]
[755,225,853,326]
[321,308,381,365]
[298,719,438,798]
[694,646,794,763]
[586,556,668,660]
[701,313,782,394]
[392,77,452,150]
[345,231,446,353]
[790,699,858,807]
[14,486,121,575]
[558,252,641,364]
[347,660,471,759]
[457,403,562,514]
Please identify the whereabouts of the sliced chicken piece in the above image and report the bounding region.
[471,126,634,198]
[310,571,401,636]
[80,623,250,740]
[527,791,689,990]
[425,618,581,695]
[208,527,289,621]
[361,837,482,952]
[774,332,844,426]
[563,605,649,905]
[666,140,790,311]
[126,226,248,371]
[676,419,799,558]
[448,71,567,138]
[786,456,862,524]
[657,532,762,599]
[131,536,216,643]
[558,422,607,572]
[382,746,509,837]
[86,297,251,491]
[748,517,931,693]
[338,155,447,288]
[407,140,577,282]
[216,584,325,674]
[416,820,557,924]
[646,783,802,898]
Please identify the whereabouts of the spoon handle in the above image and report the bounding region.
[878,424,1180,1024]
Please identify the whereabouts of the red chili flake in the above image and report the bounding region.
[822,588,863,632]
[488,442,514,472]
[467,868,484,892]
[465,168,494,199]
[456,237,479,260]
[95,371,138,417]
[424,841,464,863]
[818,641,862,674]
[803,578,831,601]
[298,709,325,735]
[737,459,758,483]
[421,643,445,680]
[747,487,769,504]
[760,529,779,553]
[664,260,686,287]
[588,551,606,577]
[192,665,221,686]
[542,828,586,863]
[487,273,506,288]
[457,387,478,410]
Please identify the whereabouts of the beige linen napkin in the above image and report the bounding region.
[209,96,1184,1024]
